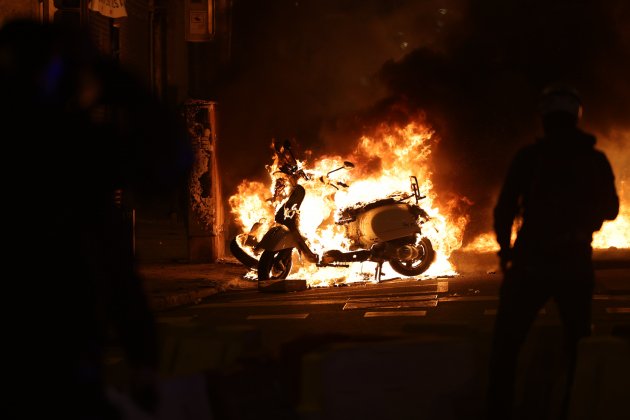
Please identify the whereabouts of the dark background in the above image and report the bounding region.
[215,0,630,244]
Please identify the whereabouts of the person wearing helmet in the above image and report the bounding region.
[487,84,619,420]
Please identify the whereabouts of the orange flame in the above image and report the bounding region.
[229,120,470,286]
[465,130,630,252]
[592,130,630,249]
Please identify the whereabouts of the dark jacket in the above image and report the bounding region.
[494,127,619,261]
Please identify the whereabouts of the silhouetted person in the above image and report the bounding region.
[0,18,191,419]
[487,85,619,420]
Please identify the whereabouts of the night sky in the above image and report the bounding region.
[216,0,630,242]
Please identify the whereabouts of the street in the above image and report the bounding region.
[106,259,630,420]
[2,4,628,420]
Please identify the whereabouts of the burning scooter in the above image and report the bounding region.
[229,139,435,282]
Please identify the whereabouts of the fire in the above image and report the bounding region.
[462,232,499,253]
[592,209,630,249]
[465,130,630,252]
[592,130,630,249]
[228,120,469,286]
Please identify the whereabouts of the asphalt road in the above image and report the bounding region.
[113,266,629,420]
[154,269,629,345]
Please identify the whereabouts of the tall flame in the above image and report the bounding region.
[466,130,630,252]
[229,120,469,286]
[592,130,630,249]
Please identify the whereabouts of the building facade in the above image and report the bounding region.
[0,0,230,262]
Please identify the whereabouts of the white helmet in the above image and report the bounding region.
[539,84,583,120]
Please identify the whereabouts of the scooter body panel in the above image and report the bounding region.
[257,224,299,251]
[346,203,422,249]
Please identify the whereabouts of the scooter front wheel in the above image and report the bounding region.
[258,248,294,280]
[229,237,259,270]
[388,236,435,276]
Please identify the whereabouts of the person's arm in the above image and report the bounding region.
[592,151,619,229]
[493,149,528,268]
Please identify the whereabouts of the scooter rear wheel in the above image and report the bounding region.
[258,249,293,280]
[388,236,435,276]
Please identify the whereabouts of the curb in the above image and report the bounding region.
[150,287,220,312]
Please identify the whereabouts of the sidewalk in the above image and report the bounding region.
[137,258,254,311]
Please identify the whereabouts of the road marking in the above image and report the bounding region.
[238,286,441,303]
[246,313,309,320]
[364,311,427,318]
[606,307,630,314]
[344,300,437,310]
[437,280,449,293]
[440,296,499,302]
[484,308,547,316]
[197,291,442,309]
[197,299,346,308]
[347,294,438,303]
[594,295,630,301]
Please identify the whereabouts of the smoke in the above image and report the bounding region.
[218,0,454,184]
[219,0,630,243]
[374,0,630,241]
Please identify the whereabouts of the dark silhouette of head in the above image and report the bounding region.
[538,84,583,134]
